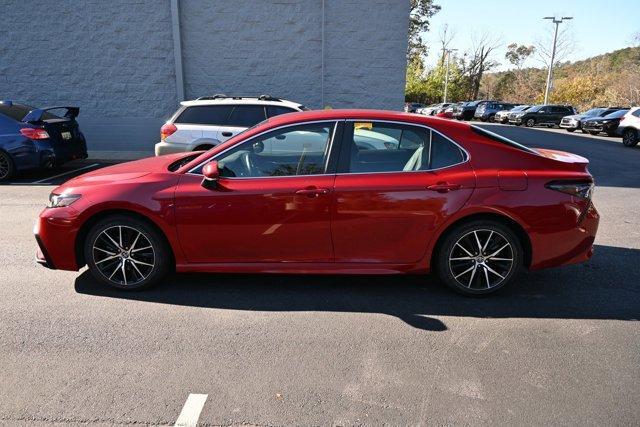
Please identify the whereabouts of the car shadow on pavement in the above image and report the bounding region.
[74,244,640,331]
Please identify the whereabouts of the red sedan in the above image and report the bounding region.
[35,110,599,295]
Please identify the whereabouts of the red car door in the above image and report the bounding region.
[331,121,476,264]
[174,121,338,264]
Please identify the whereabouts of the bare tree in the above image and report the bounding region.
[535,24,575,68]
[465,32,501,99]
[438,24,456,65]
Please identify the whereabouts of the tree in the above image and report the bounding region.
[465,33,501,99]
[505,44,535,70]
[407,0,441,64]
[437,24,456,65]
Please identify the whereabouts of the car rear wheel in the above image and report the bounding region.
[436,220,522,296]
[0,150,15,181]
[525,118,535,127]
[488,114,496,123]
[84,215,171,290]
[622,129,639,147]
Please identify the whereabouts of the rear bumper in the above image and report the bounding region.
[37,139,88,166]
[530,202,600,270]
[155,141,189,156]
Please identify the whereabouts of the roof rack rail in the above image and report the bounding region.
[194,94,284,102]
[258,94,281,102]
[196,93,228,100]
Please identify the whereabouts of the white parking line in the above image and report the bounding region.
[30,163,100,184]
[174,393,208,427]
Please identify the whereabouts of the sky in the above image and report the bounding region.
[421,0,640,72]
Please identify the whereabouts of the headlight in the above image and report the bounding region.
[48,193,81,208]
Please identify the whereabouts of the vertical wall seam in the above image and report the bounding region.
[321,0,325,108]
[171,0,185,102]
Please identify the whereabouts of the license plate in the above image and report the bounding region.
[61,131,72,140]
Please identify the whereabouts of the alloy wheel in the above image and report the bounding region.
[92,225,156,287]
[448,229,514,290]
[0,154,9,179]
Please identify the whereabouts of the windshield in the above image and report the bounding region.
[528,105,543,112]
[512,105,528,112]
[603,109,629,119]
[583,108,606,117]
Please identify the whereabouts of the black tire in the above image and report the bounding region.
[436,220,523,296]
[589,131,599,136]
[525,118,536,127]
[84,215,171,290]
[622,129,639,147]
[566,128,575,133]
[487,114,496,123]
[0,150,16,182]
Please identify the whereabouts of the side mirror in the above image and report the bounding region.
[203,161,220,180]
[201,161,220,190]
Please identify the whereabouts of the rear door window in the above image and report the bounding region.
[345,122,465,173]
[266,105,297,118]
[176,106,232,125]
[227,105,267,127]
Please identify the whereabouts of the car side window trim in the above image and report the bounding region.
[335,119,470,175]
[186,119,343,177]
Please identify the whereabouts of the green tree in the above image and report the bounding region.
[407,0,441,64]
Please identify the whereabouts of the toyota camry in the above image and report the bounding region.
[34,110,599,295]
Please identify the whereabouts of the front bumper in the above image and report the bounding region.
[34,208,82,271]
[560,121,579,130]
[155,141,189,156]
[509,117,523,124]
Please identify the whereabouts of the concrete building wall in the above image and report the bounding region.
[0,0,408,157]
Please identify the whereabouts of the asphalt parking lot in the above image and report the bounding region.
[1,124,639,425]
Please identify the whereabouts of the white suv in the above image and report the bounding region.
[155,95,307,156]
[619,106,640,147]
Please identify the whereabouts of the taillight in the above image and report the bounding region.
[160,123,177,141]
[545,180,594,199]
[20,127,50,140]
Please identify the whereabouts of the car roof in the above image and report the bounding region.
[181,98,303,109]
[261,109,471,131]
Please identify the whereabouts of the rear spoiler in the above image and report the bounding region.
[22,106,79,122]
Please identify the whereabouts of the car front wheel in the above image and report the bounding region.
[84,215,171,290]
[525,118,535,127]
[622,129,639,147]
[436,220,522,296]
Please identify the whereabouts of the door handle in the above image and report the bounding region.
[221,131,233,137]
[295,187,330,197]
[426,182,461,193]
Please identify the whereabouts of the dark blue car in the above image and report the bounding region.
[0,101,88,181]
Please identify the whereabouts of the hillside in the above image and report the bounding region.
[480,47,640,111]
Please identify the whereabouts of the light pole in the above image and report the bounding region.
[443,48,457,103]
[543,16,572,104]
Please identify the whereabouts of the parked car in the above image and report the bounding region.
[418,103,452,116]
[581,109,629,136]
[441,103,462,119]
[474,102,518,122]
[560,107,624,133]
[404,102,425,113]
[495,105,529,124]
[155,95,307,156]
[453,100,488,121]
[35,109,599,296]
[0,101,87,181]
[509,104,576,127]
[616,107,640,147]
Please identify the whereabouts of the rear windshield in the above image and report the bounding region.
[470,125,538,154]
[0,103,59,122]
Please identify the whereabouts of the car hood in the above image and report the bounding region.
[60,153,191,188]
